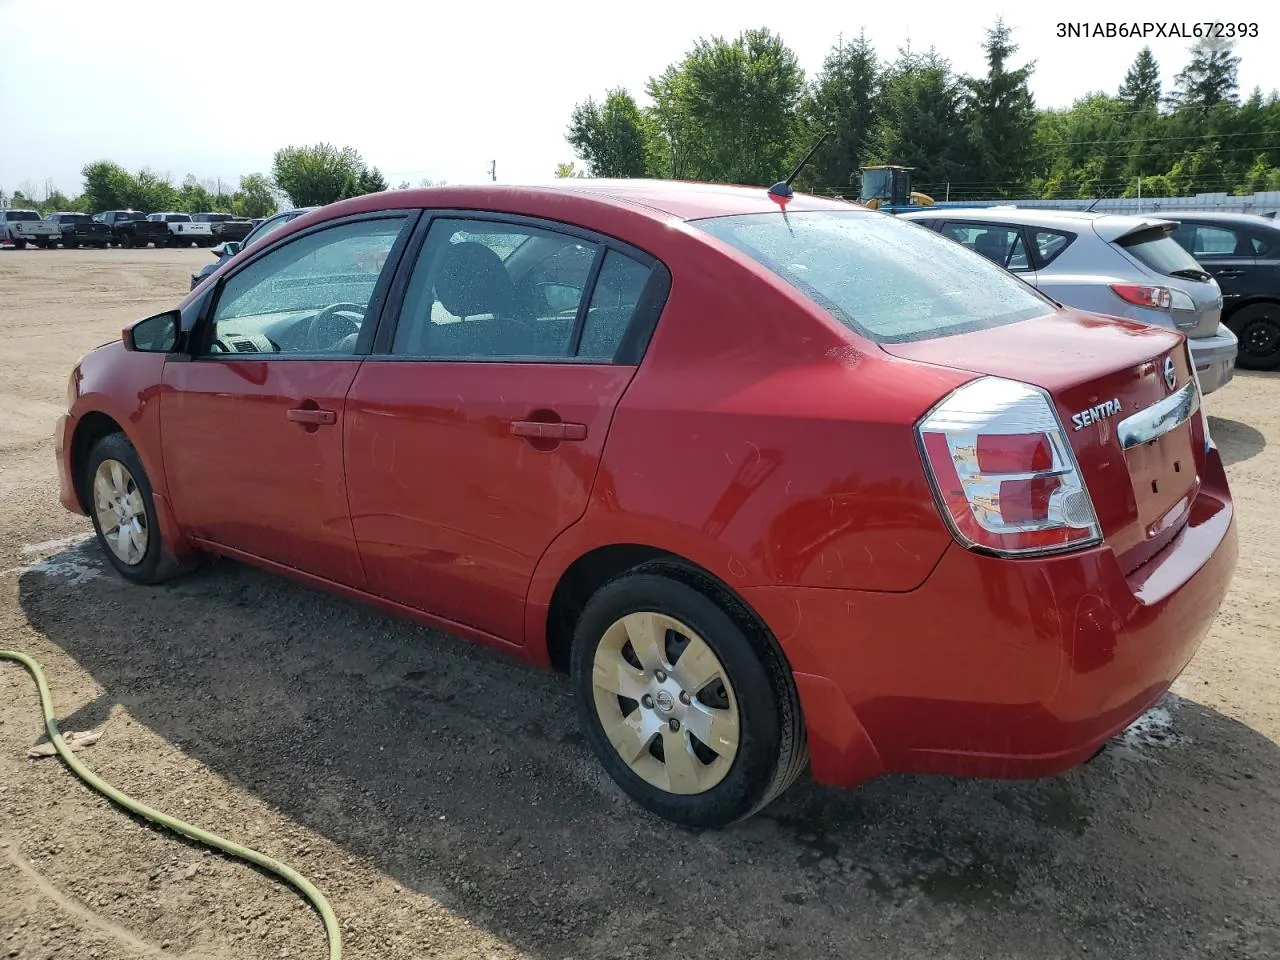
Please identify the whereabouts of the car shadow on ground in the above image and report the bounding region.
[1210,414,1267,466]
[15,552,1280,960]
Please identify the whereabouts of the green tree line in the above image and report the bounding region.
[563,21,1280,200]
[1,143,394,218]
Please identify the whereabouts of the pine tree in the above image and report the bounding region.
[793,31,879,192]
[1172,27,1240,112]
[961,18,1038,197]
[1118,47,1161,110]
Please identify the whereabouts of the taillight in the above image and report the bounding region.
[1111,283,1172,310]
[917,377,1102,557]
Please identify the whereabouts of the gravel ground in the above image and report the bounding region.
[1,248,1278,960]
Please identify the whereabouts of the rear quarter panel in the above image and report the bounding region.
[525,238,971,653]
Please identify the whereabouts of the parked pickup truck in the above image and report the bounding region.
[94,210,170,248]
[148,212,214,247]
[45,212,110,248]
[192,212,255,243]
[1,209,61,248]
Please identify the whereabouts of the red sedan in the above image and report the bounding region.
[56,181,1238,827]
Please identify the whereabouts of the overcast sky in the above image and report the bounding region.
[1,0,1275,198]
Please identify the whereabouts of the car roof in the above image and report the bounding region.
[292,181,859,226]
[898,206,1183,240]
[1146,210,1280,228]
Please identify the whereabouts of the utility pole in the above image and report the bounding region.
[488,160,496,182]
[1136,176,1142,213]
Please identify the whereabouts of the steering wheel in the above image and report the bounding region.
[301,302,365,352]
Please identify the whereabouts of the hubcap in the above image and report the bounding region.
[591,611,741,795]
[92,459,148,566]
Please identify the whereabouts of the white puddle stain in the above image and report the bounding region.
[2,534,100,584]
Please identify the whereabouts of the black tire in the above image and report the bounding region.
[1227,302,1280,371]
[65,240,79,249]
[83,433,194,585]
[571,562,807,828]
[121,234,135,248]
[14,240,27,250]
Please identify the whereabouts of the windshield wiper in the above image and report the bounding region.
[1169,268,1211,281]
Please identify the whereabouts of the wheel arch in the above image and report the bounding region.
[538,540,790,680]
[1223,294,1280,319]
[70,410,127,512]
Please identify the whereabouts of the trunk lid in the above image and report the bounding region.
[885,308,1206,573]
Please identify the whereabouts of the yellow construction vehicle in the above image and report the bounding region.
[858,165,935,211]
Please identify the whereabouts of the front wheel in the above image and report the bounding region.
[84,433,194,584]
[571,565,807,828]
[1228,302,1280,371]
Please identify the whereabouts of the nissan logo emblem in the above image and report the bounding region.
[1163,357,1177,391]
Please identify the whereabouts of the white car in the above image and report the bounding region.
[1,209,60,249]
[146,212,214,247]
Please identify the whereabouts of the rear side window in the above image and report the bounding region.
[1252,235,1273,256]
[694,210,1053,343]
[578,250,652,360]
[1032,230,1074,266]
[938,223,1031,271]
[1117,226,1208,277]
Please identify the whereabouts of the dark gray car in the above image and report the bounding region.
[189,207,315,290]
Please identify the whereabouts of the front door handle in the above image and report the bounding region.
[1213,269,1245,278]
[510,420,587,441]
[287,407,337,425]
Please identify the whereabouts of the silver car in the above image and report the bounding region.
[900,208,1238,394]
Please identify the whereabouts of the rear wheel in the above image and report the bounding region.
[571,564,806,827]
[1228,302,1280,371]
[84,433,195,585]
[14,240,27,250]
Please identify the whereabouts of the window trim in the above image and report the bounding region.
[185,209,421,362]
[367,209,670,365]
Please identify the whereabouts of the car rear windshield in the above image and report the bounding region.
[693,210,1053,343]
[62,214,92,223]
[5,211,40,221]
[1116,226,1208,278]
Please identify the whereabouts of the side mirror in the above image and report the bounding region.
[222,240,241,256]
[123,310,180,353]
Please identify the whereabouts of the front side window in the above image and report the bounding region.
[694,210,1053,343]
[1187,224,1240,257]
[206,216,406,356]
[391,218,598,359]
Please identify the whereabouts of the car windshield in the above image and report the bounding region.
[693,210,1054,343]
[117,212,144,221]
[5,211,40,221]
[1117,226,1207,278]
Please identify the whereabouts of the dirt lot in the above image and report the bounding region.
[1,248,1278,960]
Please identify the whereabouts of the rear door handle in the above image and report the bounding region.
[510,420,587,441]
[1213,269,1245,278]
[287,407,337,425]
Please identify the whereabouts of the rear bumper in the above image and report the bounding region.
[744,447,1237,789]
[1188,327,1239,395]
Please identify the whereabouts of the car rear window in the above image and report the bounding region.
[693,210,1053,343]
[1116,226,1207,277]
[5,211,40,221]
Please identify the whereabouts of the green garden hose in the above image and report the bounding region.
[1,649,341,960]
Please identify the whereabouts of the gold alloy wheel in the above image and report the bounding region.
[92,458,148,566]
[590,611,741,795]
